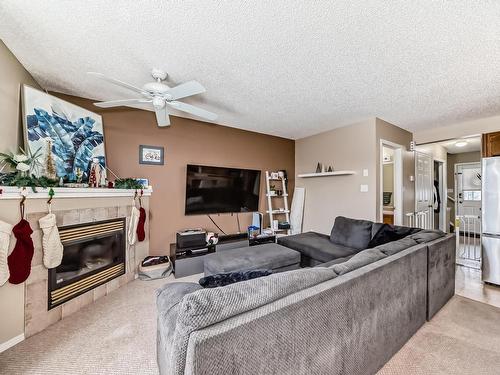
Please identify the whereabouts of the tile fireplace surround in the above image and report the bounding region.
[0,188,151,351]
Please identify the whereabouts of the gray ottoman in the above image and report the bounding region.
[204,243,301,276]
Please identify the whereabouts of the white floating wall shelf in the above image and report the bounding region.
[297,171,356,178]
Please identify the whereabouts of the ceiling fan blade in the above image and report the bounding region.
[167,101,217,121]
[167,81,206,100]
[93,99,151,108]
[88,72,145,95]
[155,106,171,127]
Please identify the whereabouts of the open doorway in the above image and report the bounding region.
[433,159,445,232]
[416,136,481,269]
[380,140,403,225]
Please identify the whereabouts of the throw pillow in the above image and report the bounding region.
[330,216,374,250]
[199,269,273,288]
[368,224,423,248]
[367,224,401,248]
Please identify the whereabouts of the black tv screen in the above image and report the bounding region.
[185,164,261,215]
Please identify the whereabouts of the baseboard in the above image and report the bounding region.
[0,333,24,353]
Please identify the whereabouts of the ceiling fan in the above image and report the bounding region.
[88,68,217,127]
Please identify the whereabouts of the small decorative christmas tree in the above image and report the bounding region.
[44,139,57,179]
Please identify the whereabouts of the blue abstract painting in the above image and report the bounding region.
[22,85,106,182]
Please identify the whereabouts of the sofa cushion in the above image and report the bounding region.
[204,243,300,276]
[277,232,358,263]
[331,248,387,275]
[199,269,273,288]
[314,255,355,268]
[375,237,419,256]
[330,216,374,250]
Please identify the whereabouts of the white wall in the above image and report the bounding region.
[0,40,40,153]
[376,118,415,218]
[416,143,448,161]
[295,119,377,234]
[414,115,500,144]
[0,40,41,347]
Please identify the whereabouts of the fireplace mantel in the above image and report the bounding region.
[0,186,153,200]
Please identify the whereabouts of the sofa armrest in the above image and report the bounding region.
[156,282,202,312]
[156,282,202,375]
[426,234,456,320]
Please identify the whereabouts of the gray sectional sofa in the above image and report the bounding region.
[156,218,455,375]
[278,216,421,267]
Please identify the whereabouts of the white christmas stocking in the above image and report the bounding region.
[39,213,64,269]
[128,205,140,245]
[0,220,13,286]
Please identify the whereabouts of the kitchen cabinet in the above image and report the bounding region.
[482,131,500,157]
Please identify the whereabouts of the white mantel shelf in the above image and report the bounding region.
[297,171,356,178]
[0,186,153,200]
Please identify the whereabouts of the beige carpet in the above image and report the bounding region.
[379,295,500,374]
[0,275,194,375]
[1,277,500,375]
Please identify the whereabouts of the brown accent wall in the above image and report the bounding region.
[53,94,295,254]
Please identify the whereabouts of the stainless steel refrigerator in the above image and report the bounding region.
[482,157,500,285]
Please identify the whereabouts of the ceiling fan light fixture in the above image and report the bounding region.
[455,140,468,148]
[152,97,165,109]
[88,69,217,127]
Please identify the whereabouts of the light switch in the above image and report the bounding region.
[363,169,369,177]
[360,184,369,192]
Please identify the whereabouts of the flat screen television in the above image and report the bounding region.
[185,164,261,215]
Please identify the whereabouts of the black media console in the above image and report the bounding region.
[170,233,276,278]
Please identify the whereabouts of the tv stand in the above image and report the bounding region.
[170,231,277,278]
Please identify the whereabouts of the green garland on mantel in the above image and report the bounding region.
[114,178,144,190]
[0,173,58,192]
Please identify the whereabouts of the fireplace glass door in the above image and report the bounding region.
[48,218,126,309]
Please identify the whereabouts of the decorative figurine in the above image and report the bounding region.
[316,162,322,173]
[75,168,83,183]
[89,158,105,188]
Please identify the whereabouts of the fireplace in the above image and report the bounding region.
[48,218,126,309]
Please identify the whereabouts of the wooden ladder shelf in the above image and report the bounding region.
[265,171,291,236]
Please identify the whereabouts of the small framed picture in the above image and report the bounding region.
[139,145,164,165]
[135,178,150,188]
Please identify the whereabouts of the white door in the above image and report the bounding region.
[455,162,482,268]
[415,151,433,229]
[455,163,482,217]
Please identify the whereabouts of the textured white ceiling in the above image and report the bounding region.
[1,1,500,139]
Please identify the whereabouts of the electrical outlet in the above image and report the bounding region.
[363,169,369,177]
[360,184,369,193]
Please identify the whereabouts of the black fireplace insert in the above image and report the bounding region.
[48,218,126,309]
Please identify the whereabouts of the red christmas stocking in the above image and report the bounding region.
[8,219,34,284]
[136,207,146,242]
